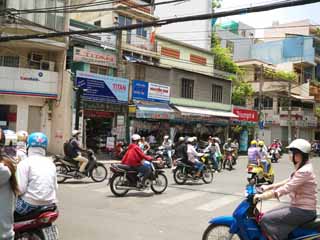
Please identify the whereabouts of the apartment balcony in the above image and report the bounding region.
[113,0,156,20]
[0,66,59,98]
[280,107,315,117]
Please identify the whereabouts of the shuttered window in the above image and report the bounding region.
[181,78,194,99]
[212,84,223,103]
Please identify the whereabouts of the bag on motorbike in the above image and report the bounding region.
[63,140,74,158]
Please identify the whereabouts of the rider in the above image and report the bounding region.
[69,130,89,176]
[186,137,204,177]
[254,139,317,240]
[162,135,173,167]
[121,134,153,186]
[258,140,269,175]
[223,138,235,168]
[205,137,219,171]
[247,140,261,166]
[175,137,187,161]
[16,130,28,162]
[15,132,58,215]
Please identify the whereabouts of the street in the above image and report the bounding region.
[57,155,320,240]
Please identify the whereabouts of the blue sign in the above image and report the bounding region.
[132,80,170,103]
[76,71,129,103]
[239,130,248,152]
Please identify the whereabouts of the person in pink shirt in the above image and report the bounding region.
[254,139,317,240]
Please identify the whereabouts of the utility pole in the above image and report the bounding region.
[288,79,292,144]
[116,29,123,77]
[258,64,264,138]
[74,87,84,130]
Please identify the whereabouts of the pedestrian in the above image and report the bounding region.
[139,137,151,154]
[0,154,19,240]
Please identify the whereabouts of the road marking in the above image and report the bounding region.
[158,191,207,205]
[196,195,240,211]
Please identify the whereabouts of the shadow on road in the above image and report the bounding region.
[106,192,155,198]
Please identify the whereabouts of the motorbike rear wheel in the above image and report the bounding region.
[202,224,241,240]
[151,173,168,194]
[109,174,129,197]
[227,159,233,171]
[173,168,187,185]
[56,163,68,183]
[202,168,213,184]
[90,164,108,182]
[15,230,44,240]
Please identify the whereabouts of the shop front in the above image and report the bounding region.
[76,71,129,152]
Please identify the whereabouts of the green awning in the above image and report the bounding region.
[170,97,232,112]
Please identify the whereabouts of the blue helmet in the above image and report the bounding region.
[27,132,48,149]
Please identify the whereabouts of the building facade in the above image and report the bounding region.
[0,0,73,153]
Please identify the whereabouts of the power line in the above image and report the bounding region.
[1,0,319,43]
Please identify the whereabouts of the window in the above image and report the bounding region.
[90,64,109,75]
[0,0,6,10]
[254,97,273,110]
[136,20,147,38]
[94,20,101,27]
[181,78,194,99]
[212,84,223,103]
[0,56,19,67]
[118,15,132,43]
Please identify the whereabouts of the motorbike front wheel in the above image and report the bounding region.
[56,163,68,183]
[202,168,213,184]
[151,173,168,194]
[109,174,129,197]
[90,164,108,182]
[202,224,241,240]
[173,168,187,185]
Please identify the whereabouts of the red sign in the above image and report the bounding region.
[232,108,258,122]
[84,110,114,118]
[7,113,17,122]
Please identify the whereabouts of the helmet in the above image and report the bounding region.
[187,137,194,143]
[179,136,185,142]
[164,135,169,140]
[72,130,81,137]
[27,132,48,149]
[17,130,28,141]
[251,140,257,146]
[227,138,232,142]
[131,134,141,141]
[287,139,311,154]
[258,140,264,147]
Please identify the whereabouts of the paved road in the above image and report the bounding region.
[57,155,320,240]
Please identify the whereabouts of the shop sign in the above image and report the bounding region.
[106,137,115,150]
[132,80,170,103]
[117,115,125,126]
[76,71,129,103]
[232,108,258,122]
[136,110,175,120]
[84,110,114,118]
[73,47,117,68]
[7,113,17,122]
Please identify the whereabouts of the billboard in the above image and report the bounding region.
[132,80,170,103]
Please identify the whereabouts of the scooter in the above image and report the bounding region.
[268,148,280,163]
[14,204,59,239]
[202,184,320,240]
[223,147,234,171]
[247,158,274,185]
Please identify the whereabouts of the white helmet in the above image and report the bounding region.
[179,136,185,142]
[164,135,169,140]
[72,130,81,136]
[131,134,141,141]
[287,139,311,154]
[17,130,28,141]
[187,137,194,143]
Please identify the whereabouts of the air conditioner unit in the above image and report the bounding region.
[30,53,43,63]
[40,60,55,71]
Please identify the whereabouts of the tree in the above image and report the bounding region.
[230,75,254,106]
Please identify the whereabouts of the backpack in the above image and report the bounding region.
[63,140,75,158]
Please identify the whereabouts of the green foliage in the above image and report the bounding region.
[212,0,222,9]
[264,68,297,82]
[231,77,254,106]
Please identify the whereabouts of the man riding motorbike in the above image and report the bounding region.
[248,140,261,166]
[258,140,269,175]
[15,132,58,215]
[204,137,219,171]
[162,135,173,168]
[175,137,187,161]
[16,130,28,162]
[69,130,89,176]
[254,139,317,240]
[186,137,204,177]
[121,134,153,187]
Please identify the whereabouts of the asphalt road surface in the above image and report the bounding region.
[57,154,320,240]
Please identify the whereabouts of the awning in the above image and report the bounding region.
[291,94,315,102]
[135,103,175,120]
[174,105,238,118]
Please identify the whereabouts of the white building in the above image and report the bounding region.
[0,0,73,153]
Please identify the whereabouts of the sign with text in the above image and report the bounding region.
[76,71,129,103]
[132,80,170,103]
[73,47,116,68]
[232,108,258,122]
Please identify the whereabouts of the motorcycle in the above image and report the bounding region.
[268,148,279,163]
[202,184,320,240]
[14,204,59,240]
[109,161,168,197]
[54,149,108,183]
[173,159,213,185]
[247,159,274,185]
[114,142,128,160]
[223,147,234,171]
[155,146,174,168]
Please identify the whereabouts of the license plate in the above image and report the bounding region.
[42,225,59,240]
[247,173,252,178]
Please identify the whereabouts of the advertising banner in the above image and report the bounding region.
[73,47,117,68]
[132,80,170,103]
[232,108,258,122]
[239,130,249,152]
[76,71,129,103]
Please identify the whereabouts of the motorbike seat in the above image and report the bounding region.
[14,204,57,222]
[300,216,320,230]
[116,164,136,172]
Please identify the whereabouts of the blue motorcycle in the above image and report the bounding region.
[202,184,320,240]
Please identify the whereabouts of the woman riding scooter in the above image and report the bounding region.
[254,139,317,240]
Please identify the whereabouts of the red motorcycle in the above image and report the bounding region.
[223,147,234,171]
[14,204,59,239]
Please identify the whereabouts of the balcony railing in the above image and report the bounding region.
[0,66,59,98]
[114,0,152,14]
[122,31,157,52]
